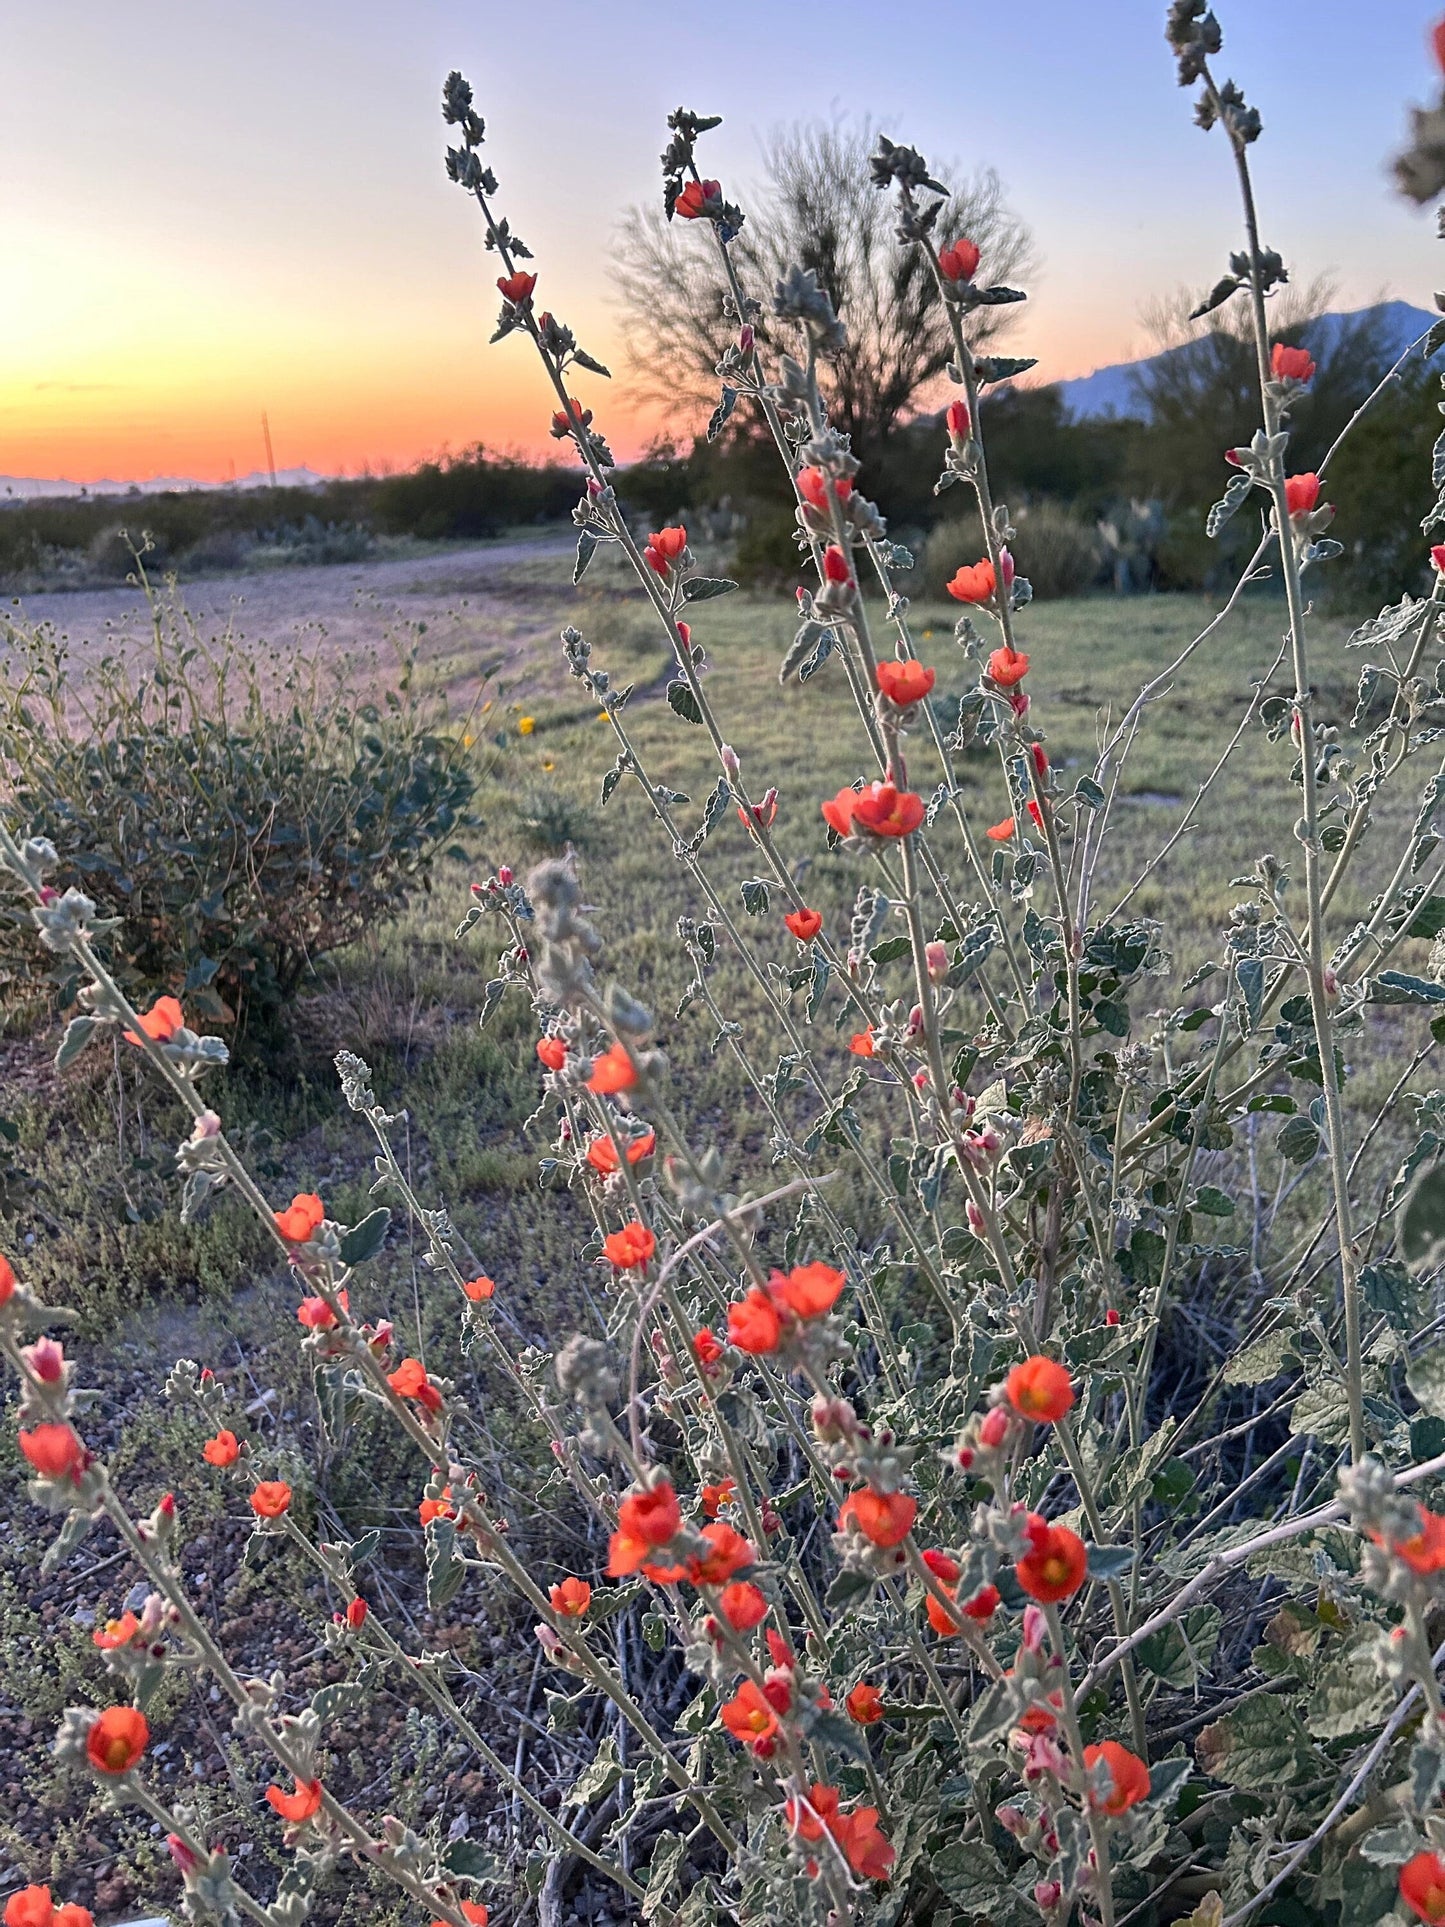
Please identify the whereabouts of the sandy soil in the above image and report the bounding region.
[4,532,577,715]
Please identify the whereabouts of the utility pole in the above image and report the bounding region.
[261,411,277,488]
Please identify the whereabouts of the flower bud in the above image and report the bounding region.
[535,1623,564,1658]
[945,398,971,444]
[1022,1604,1047,1652]
[1105,1307,1120,1326]
[1034,1881,1062,1911]
[23,1336,65,1383]
[167,1834,199,1875]
[979,1406,1010,1449]
[925,941,949,983]
[822,544,851,585]
[966,1200,987,1238]
[497,864,513,886]
[907,1004,924,1038]
[739,324,755,354]
[720,743,741,778]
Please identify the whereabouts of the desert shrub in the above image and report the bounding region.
[733,502,806,587]
[0,568,477,1021]
[922,499,1103,601]
[14,17,1445,1927]
[511,778,594,853]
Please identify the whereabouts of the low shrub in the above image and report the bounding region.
[0,562,478,1022]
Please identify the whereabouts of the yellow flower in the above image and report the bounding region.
[481,699,493,714]
[518,717,536,736]
[462,733,474,748]
[542,759,555,772]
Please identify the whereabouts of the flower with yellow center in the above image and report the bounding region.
[518,716,535,735]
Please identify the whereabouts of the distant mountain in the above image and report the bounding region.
[0,466,328,503]
[1056,300,1442,422]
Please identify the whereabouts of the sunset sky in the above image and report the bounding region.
[3,0,1443,485]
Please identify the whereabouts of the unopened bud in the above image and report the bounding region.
[497,864,513,886]
[979,1405,1010,1448]
[720,743,741,778]
[925,941,949,983]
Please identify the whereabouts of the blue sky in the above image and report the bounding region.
[1,0,1441,477]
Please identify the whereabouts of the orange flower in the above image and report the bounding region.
[1015,1514,1088,1603]
[674,179,718,219]
[925,1587,964,1637]
[821,785,860,837]
[296,1291,345,1329]
[784,1783,841,1843]
[587,1042,637,1093]
[203,1429,240,1467]
[86,1704,149,1775]
[1005,1356,1075,1425]
[784,906,823,942]
[274,1193,324,1243]
[265,1778,323,1823]
[720,1679,779,1750]
[250,1481,292,1519]
[986,645,1030,687]
[850,781,925,838]
[388,1357,444,1415]
[938,236,981,282]
[586,1130,656,1176]
[1271,342,1316,384]
[419,1490,457,1528]
[19,1423,86,1480]
[550,1577,592,1618]
[834,1806,895,1881]
[1402,1851,1445,1925]
[496,270,536,304]
[607,1480,682,1576]
[964,1582,1001,1621]
[796,466,851,510]
[462,1275,496,1301]
[92,1612,139,1650]
[846,1681,884,1724]
[693,1328,723,1371]
[727,1287,783,1354]
[946,560,997,604]
[1379,1505,1445,1574]
[987,817,1016,842]
[643,524,688,574]
[1084,1739,1151,1814]
[876,660,935,706]
[841,1488,917,1549]
[772,1261,846,1319]
[1283,472,1320,516]
[687,1521,755,1586]
[602,1221,655,1271]
[53,1908,91,1927]
[5,1889,59,1927]
[0,1252,14,1303]
[122,995,184,1047]
[429,1906,488,1927]
[719,1580,768,1630]
[701,1478,736,1517]
[345,1598,368,1628]
[849,1027,875,1057]
[536,1036,567,1071]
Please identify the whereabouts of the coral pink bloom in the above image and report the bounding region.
[675,178,719,219]
[720,1679,779,1751]
[19,1423,86,1480]
[728,1287,783,1355]
[274,1193,324,1243]
[388,1358,444,1415]
[821,785,860,836]
[587,1041,636,1093]
[86,1705,149,1774]
[496,271,535,304]
[946,398,971,440]
[1283,472,1321,516]
[784,906,823,942]
[250,1481,292,1519]
[841,1488,917,1548]
[266,1778,323,1823]
[1270,342,1316,383]
[846,1681,884,1724]
[643,524,688,573]
[586,1130,655,1176]
[0,1253,14,1304]
[1005,1356,1075,1424]
[1015,1515,1088,1603]
[719,1580,768,1629]
[849,1027,875,1057]
[986,644,1030,687]
[850,782,925,838]
[772,1261,846,1319]
[1084,1740,1151,1814]
[203,1429,241,1467]
[946,560,997,604]
[834,1806,896,1881]
[122,996,184,1047]
[602,1221,655,1271]
[796,466,851,510]
[92,1612,140,1651]
[1402,1850,1445,1924]
[608,1480,682,1575]
[549,1577,592,1619]
[938,237,981,283]
[536,1035,567,1071]
[876,660,936,705]
[822,544,852,584]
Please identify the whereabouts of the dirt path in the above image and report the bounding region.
[5,531,577,714]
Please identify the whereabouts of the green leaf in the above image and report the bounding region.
[1410,1347,1445,1419]
[573,530,598,584]
[641,1833,687,1920]
[1277,1113,1321,1164]
[681,576,737,602]
[666,680,704,725]
[869,934,912,964]
[1191,1185,1236,1217]
[1195,1694,1316,1788]
[1137,1606,1221,1689]
[440,1841,493,1879]
[739,877,771,916]
[569,1735,624,1805]
[826,1568,875,1609]
[338,1207,391,1267]
[1094,998,1130,1036]
[1306,1635,1393,1738]
[1289,1382,1352,1444]
[1225,1325,1294,1387]
[55,1015,101,1072]
[1401,1163,1445,1272]
[1087,1543,1133,1581]
[425,1516,465,1610]
[1408,895,1445,939]
[1368,969,1445,1005]
[1362,1258,1427,1334]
